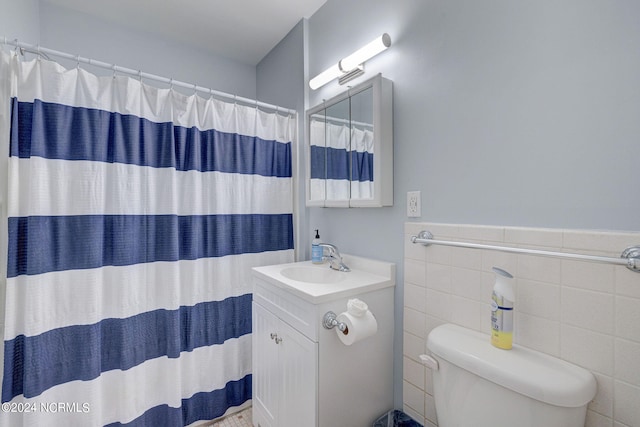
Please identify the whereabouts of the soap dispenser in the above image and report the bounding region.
[490,267,515,350]
[311,230,323,264]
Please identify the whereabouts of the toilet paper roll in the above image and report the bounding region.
[336,310,378,346]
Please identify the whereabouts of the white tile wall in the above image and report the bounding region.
[403,222,640,427]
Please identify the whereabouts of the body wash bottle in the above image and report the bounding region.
[311,230,323,264]
[490,267,515,349]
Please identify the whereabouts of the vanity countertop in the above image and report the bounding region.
[252,255,395,304]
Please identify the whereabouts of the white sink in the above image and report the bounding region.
[252,256,396,303]
[280,266,347,284]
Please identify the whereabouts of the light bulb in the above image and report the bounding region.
[309,63,342,90]
[339,33,391,72]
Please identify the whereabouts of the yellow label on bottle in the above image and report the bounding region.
[491,330,513,349]
[491,290,513,350]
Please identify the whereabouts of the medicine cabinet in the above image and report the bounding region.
[306,74,393,207]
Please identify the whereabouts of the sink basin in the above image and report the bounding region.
[252,256,395,303]
[280,266,347,284]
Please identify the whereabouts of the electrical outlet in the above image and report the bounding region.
[407,191,421,217]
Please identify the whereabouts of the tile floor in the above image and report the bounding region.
[210,407,253,427]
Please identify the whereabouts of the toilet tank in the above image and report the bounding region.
[425,324,597,427]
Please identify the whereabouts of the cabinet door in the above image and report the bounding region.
[278,318,318,427]
[253,302,280,427]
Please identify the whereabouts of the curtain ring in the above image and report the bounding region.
[76,54,80,69]
[209,88,214,101]
[138,70,142,81]
[169,78,173,90]
[193,84,197,96]
[13,39,22,58]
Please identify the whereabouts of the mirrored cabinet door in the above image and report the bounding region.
[308,110,327,203]
[349,86,374,201]
[325,97,351,204]
[305,74,393,208]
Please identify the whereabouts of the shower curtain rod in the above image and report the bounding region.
[316,115,373,129]
[2,37,297,116]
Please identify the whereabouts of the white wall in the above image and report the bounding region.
[0,0,40,42]
[1,1,257,99]
[305,0,640,411]
[39,2,257,98]
[256,20,310,261]
[308,0,640,231]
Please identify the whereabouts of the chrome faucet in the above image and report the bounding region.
[318,243,350,272]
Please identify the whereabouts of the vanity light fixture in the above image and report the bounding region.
[309,33,391,90]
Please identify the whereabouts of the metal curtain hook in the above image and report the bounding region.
[13,38,21,58]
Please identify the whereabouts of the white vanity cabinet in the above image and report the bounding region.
[252,300,317,427]
[252,256,395,427]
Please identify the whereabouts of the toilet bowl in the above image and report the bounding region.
[424,324,596,427]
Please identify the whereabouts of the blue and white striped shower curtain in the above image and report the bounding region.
[0,50,294,426]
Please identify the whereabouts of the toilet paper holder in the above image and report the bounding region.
[322,311,347,333]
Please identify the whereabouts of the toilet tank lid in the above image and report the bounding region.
[426,324,597,408]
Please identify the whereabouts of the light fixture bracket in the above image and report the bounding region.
[338,65,365,85]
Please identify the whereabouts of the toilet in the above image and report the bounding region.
[423,324,597,427]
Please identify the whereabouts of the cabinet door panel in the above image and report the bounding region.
[252,302,279,427]
[279,319,318,427]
